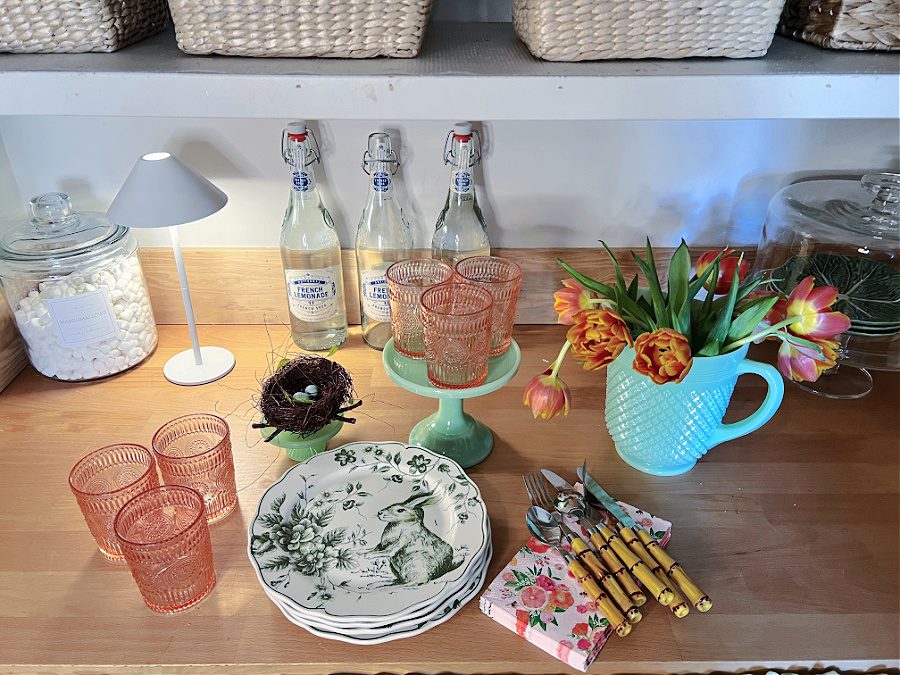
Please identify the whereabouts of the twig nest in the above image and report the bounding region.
[254,355,360,442]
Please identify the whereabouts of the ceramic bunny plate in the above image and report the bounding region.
[248,442,489,621]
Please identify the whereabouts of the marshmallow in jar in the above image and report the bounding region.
[0,193,158,381]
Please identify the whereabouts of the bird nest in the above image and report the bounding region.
[253,355,361,442]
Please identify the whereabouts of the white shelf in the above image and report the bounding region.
[1,23,897,120]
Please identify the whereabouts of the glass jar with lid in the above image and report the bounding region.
[0,192,158,381]
[754,173,900,398]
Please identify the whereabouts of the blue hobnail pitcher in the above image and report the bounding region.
[605,344,784,476]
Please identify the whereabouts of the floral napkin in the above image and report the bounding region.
[479,498,672,672]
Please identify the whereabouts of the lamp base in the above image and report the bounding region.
[164,346,235,386]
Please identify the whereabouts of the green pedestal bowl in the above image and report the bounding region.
[382,338,521,469]
[258,419,344,462]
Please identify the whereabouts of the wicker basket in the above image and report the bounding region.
[512,0,785,60]
[0,0,168,53]
[780,0,899,50]
[168,0,433,57]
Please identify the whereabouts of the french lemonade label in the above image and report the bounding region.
[451,170,472,194]
[285,267,338,321]
[360,270,391,322]
[292,171,313,192]
[372,171,390,193]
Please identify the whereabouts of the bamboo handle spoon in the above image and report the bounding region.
[635,529,712,612]
[618,527,690,617]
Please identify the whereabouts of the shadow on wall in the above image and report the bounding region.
[0,134,24,225]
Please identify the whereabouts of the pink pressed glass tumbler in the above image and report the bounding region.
[420,281,493,389]
[151,414,237,524]
[386,258,455,359]
[114,485,216,613]
[455,256,523,356]
[68,443,160,562]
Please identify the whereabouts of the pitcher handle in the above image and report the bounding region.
[708,358,784,449]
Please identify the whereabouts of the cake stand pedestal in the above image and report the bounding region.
[382,338,521,469]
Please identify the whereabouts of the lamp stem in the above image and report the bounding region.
[168,225,203,366]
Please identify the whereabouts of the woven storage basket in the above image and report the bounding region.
[0,0,168,53]
[780,0,899,50]
[168,0,433,57]
[512,0,785,60]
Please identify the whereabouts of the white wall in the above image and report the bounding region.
[1,117,898,249]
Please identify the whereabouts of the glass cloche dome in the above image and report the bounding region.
[755,172,900,398]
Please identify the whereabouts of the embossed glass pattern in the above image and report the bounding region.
[386,259,454,359]
[114,485,216,613]
[68,443,159,561]
[420,282,492,389]
[455,256,522,356]
[152,414,237,524]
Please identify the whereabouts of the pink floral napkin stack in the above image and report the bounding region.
[479,500,672,672]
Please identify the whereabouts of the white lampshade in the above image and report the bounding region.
[107,152,227,228]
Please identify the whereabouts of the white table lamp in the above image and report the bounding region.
[108,152,235,386]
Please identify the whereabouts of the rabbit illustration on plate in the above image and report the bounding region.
[369,490,465,586]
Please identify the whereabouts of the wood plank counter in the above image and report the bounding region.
[0,325,897,674]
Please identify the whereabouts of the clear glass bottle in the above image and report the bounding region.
[280,121,348,351]
[356,132,414,350]
[432,122,491,266]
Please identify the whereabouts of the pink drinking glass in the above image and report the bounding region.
[455,256,523,356]
[114,485,216,613]
[420,281,493,389]
[151,414,237,524]
[386,258,455,359]
[68,443,160,562]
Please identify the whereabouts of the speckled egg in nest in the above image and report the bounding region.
[253,355,360,442]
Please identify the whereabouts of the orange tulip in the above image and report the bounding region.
[632,328,693,385]
[553,279,594,325]
[696,247,749,295]
[567,309,632,371]
[523,368,572,420]
[783,275,852,340]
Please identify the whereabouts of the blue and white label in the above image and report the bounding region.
[292,171,312,192]
[285,267,338,322]
[361,270,391,323]
[451,170,472,194]
[372,171,390,192]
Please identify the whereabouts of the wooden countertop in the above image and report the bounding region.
[0,325,897,674]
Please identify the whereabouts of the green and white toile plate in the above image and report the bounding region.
[248,442,489,622]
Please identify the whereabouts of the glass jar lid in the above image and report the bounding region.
[780,173,900,239]
[0,192,127,262]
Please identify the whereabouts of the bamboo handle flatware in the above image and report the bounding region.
[618,527,690,618]
[636,529,712,612]
[587,530,647,607]
[562,523,641,624]
[595,522,674,606]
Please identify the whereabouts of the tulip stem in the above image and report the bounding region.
[722,316,806,352]
[550,341,572,379]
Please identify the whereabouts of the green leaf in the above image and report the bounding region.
[327,344,339,357]
[726,295,779,342]
[697,339,722,357]
[276,358,291,371]
[704,259,743,348]
[557,259,615,298]
[687,249,727,300]
[667,239,691,318]
[261,555,292,572]
[631,250,667,328]
[627,274,639,300]
[600,241,628,294]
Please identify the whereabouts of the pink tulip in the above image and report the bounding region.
[776,334,839,383]
[553,279,594,325]
[523,369,571,420]
[784,276,851,339]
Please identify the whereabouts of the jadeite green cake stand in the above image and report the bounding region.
[382,338,521,469]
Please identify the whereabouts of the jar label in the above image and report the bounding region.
[361,269,391,322]
[451,170,472,194]
[285,267,339,322]
[45,289,118,347]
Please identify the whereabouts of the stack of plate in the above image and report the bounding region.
[248,441,492,644]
